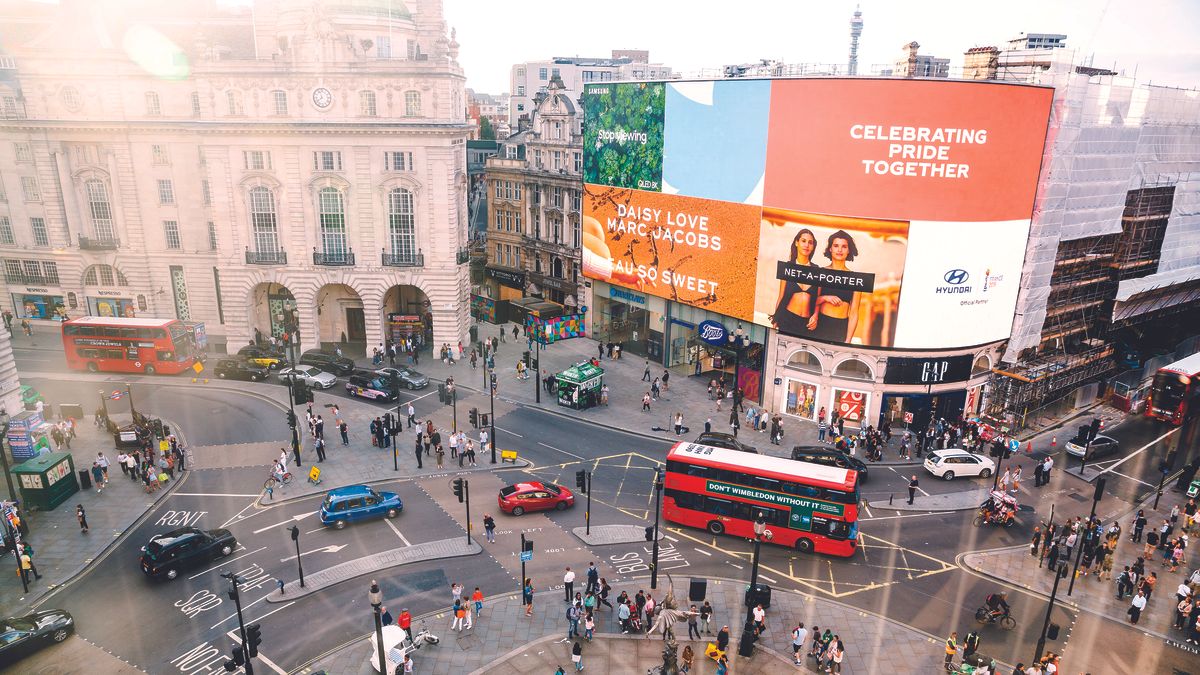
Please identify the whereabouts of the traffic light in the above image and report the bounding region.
[293,383,313,405]
[522,538,534,553]
[490,372,497,392]
[1088,418,1102,443]
[523,350,531,368]
[452,477,465,503]
[287,409,298,428]
[438,383,447,403]
[644,526,654,541]
[245,623,262,658]
[480,413,490,427]
[469,408,478,427]
[576,470,587,492]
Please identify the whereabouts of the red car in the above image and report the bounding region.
[498,482,574,515]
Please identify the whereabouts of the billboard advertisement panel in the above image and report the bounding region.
[582,78,1053,350]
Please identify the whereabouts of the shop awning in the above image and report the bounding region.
[557,362,603,385]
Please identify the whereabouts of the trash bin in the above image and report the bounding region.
[78,469,92,490]
[744,583,771,609]
[60,403,84,420]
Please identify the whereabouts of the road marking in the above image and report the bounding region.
[1109,470,1157,488]
[281,544,348,562]
[227,627,290,675]
[1094,428,1178,478]
[304,526,326,535]
[220,500,261,529]
[210,590,275,630]
[664,534,678,542]
[173,492,261,498]
[759,574,777,583]
[188,547,266,580]
[384,517,411,546]
[408,390,437,403]
[252,512,318,535]
[497,427,524,438]
[693,547,712,556]
[860,511,947,522]
[864,505,874,518]
[538,441,585,460]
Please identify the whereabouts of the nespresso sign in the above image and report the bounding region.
[883,355,973,385]
[486,266,526,289]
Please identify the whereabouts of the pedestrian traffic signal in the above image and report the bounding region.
[576,470,587,491]
[469,408,478,427]
[522,538,534,553]
[645,526,654,541]
[452,477,465,503]
[480,413,490,427]
[245,623,262,657]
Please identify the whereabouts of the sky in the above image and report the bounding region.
[443,0,1200,93]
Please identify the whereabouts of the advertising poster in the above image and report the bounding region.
[833,388,869,426]
[582,78,1053,351]
[785,379,819,420]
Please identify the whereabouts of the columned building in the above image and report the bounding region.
[0,0,470,355]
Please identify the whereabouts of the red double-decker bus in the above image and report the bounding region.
[62,316,197,375]
[1146,352,1200,425]
[663,442,860,557]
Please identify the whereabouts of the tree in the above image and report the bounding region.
[479,117,496,140]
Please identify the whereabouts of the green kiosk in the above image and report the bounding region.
[556,362,604,410]
[11,452,79,511]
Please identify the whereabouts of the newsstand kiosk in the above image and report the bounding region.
[555,362,604,410]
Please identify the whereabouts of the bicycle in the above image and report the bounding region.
[265,471,293,490]
[973,606,1016,630]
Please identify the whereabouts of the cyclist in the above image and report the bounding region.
[270,460,287,484]
[984,592,1010,621]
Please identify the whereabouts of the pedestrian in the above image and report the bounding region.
[1011,466,1022,493]
[599,578,613,610]
[567,602,581,639]
[340,421,349,445]
[76,504,89,534]
[642,361,651,382]
[314,437,326,462]
[963,630,980,661]
[524,578,534,617]
[827,636,845,674]
[1128,589,1147,624]
[584,609,595,640]
[662,370,670,391]
[999,468,1011,492]
[642,393,651,412]
[563,567,575,602]
[751,602,766,635]
[1034,459,1044,487]
[908,475,919,505]
[1132,509,1147,543]
[436,443,444,469]
[792,622,808,665]
[451,600,465,631]
[944,631,958,671]
[571,641,584,672]
[91,462,105,493]
[20,546,41,582]
[1031,526,1042,556]
[681,645,695,674]
[674,412,684,436]
[715,653,729,675]
[717,625,730,653]
[586,562,599,594]
[618,599,631,632]
[1042,455,1053,484]
[484,513,496,543]
[700,600,713,633]
[381,606,393,626]
[473,587,484,617]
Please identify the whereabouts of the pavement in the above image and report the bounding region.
[303,575,961,675]
[0,415,181,615]
[572,524,662,546]
[869,486,993,512]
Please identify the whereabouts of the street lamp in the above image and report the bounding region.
[738,512,770,657]
[369,580,386,675]
[726,324,751,401]
[650,467,663,590]
[489,371,497,464]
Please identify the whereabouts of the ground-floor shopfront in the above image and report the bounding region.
[588,280,768,403]
[766,334,998,429]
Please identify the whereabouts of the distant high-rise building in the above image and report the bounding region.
[1006,33,1067,51]
[848,6,863,76]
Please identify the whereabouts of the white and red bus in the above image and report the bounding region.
[663,442,860,557]
[1146,352,1200,425]
[62,316,197,375]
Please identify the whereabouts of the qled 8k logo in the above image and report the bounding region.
[936,269,972,294]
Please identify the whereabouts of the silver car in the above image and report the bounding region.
[278,365,338,389]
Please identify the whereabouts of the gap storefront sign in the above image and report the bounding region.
[705,480,845,532]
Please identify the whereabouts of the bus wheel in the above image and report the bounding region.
[795,537,815,554]
[144,364,156,375]
[87,362,99,373]
[707,521,724,535]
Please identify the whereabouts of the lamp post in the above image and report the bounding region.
[1034,561,1067,667]
[285,372,302,469]
[288,525,305,588]
[448,379,457,434]
[369,580,386,675]
[726,324,751,402]
[489,371,497,464]
[650,467,663,590]
[738,513,770,657]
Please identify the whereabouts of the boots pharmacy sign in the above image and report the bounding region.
[704,479,845,532]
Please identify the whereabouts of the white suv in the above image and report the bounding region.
[923,449,995,481]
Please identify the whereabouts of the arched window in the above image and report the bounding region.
[84,179,115,240]
[404,90,421,117]
[248,186,279,253]
[83,264,128,287]
[387,188,416,259]
[972,354,992,377]
[317,187,347,259]
[833,358,874,381]
[360,90,377,116]
[552,257,564,279]
[786,349,822,374]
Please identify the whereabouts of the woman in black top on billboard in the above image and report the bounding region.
[769,228,820,336]
[808,230,862,344]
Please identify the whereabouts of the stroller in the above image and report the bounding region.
[626,603,643,633]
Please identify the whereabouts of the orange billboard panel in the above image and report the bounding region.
[582,185,761,321]
[763,79,1053,222]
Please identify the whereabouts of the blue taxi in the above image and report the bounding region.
[320,485,403,530]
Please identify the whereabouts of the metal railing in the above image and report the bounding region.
[313,248,355,266]
[382,250,424,267]
[79,235,120,250]
[245,249,288,265]
[3,272,59,286]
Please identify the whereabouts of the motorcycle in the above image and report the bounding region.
[973,606,1016,630]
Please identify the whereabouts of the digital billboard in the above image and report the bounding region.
[582,78,1054,349]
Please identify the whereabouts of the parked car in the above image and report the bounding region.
[923,449,996,481]
[498,481,574,516]
[346,372,400,402]
[139,527,237,580]
[237,345,285,370]
[0,609,74,667]
[299,349,356,376]
[375,367,430,390]
[278,365,338,389]
[213,358,270,382]
[320,485,403,529]
[694,432,758,453]
[790,446,869,483]
[1065,434,1119,459]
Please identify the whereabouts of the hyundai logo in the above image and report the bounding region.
[944,269,969,285]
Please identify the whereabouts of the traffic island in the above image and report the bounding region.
[265,537,482,602]
[572,524,663,546]
[868,487,992,512]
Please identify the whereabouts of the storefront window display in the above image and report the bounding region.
[88,297,136,318]
[594,288,656,360]
[785,379,819,420]
[14,294,67,321]
[831,388,870,428]
[879,390,967,432]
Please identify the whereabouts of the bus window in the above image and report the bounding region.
[106,349,125,359]
[157,350,176,361]
[706,497,735,516]
[666,489,700,510]
[783,482,819,498]
[752,476,781,492]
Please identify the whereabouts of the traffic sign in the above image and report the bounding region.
[520,550,532,562]
[192,361,205,373]
[903,412,914,424]
[1008,439,1020,452]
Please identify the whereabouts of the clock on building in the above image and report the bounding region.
[312,87,333,109]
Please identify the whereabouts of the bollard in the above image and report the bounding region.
[889,494,893,506]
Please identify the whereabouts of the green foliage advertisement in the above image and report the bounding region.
[583,82,665,191]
